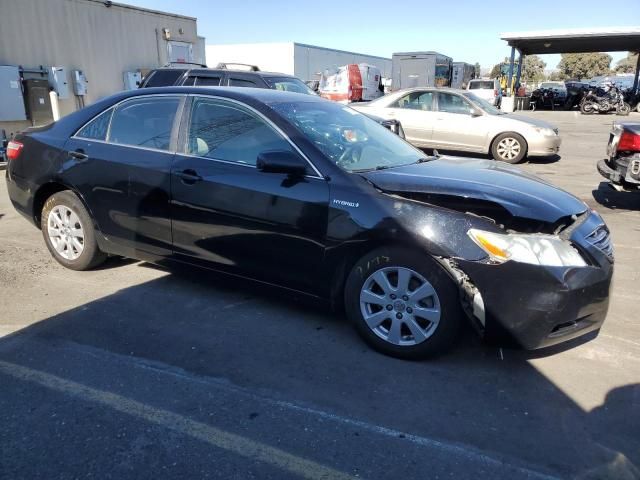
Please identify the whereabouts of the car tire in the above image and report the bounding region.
[344,247,462,360]
[491,132,527,164]
[41,190,107,271]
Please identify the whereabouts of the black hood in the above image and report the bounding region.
[361,157,588,224]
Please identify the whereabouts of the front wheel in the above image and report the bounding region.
[617,103,631,116]
[344,247,462,359]
[491,132,527,164]
[41,190,107,270]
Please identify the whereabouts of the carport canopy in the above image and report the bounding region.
[499,27,640,94]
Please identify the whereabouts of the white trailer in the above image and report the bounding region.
[206,42,392,84]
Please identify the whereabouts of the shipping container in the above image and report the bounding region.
[391,52,452,90]
[451,62,476,89]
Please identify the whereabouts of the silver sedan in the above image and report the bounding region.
[352,88,561,163]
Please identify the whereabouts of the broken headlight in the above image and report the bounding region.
[468,229,587,267]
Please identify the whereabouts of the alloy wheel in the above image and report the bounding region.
[47,205,85,260]
[496,137,521,161]
[359,267,441,346]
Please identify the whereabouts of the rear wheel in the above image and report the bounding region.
[41,191,107,270]
[344,247,462,359]
[491,132,527,164]
[580,102,594,115]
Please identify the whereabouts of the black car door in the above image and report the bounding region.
[63,95,184,257]
[170,95,329,293]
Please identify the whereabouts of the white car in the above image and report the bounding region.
[467,78,502,107]
[352,87,561,163]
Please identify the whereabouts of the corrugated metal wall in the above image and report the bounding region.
[0,0,199,135]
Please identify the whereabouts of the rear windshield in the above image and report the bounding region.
[469,81,494,90]
[142,69,185,88]
[264,77,315,95]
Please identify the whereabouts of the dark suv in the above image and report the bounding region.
[140,63,315,95]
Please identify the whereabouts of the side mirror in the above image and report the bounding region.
[257,150,307,176]
[469,108,482,117]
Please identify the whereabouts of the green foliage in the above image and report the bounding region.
[556,53,612,80]
[615,52,639,74]
[489,64,501,78]
[474,62,481,78]
[521,55,546,83]
[548,71,566,81]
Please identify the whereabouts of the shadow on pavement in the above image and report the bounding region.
[0,262,638,478]
[592,182,640,211]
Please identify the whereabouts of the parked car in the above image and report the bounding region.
[597,122,640,191]
[537,82,568,106]
[353,87,561,163]
[467,79,502,107]
[140,63,316,95]
[5,87,612,359]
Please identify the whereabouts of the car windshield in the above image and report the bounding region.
[270,101,425,172]
[264,77,316,95]
[462,92,504,115]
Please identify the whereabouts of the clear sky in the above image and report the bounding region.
[128,0,637,71]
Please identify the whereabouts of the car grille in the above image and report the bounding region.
[585,225,613,260]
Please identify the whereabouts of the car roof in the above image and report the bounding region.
[128,86,326,104]
[151,67,298,79]
[391,87,469,95]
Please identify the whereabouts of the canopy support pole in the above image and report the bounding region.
[633,52,640,93]
[515,51,523,91]
[507,46,516,97]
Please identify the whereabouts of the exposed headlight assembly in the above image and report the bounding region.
[468,229,587,267]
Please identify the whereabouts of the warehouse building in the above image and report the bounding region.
[206,42,392,84]
[0,0,204,137]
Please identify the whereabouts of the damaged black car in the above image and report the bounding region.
[6,87,613,359]
[598,122,640,191]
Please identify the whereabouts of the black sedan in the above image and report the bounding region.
[5,87,613,359]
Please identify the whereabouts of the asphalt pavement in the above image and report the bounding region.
[0,111,639,480]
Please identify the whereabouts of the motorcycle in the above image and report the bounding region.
[580,85,631,116]
[529,88,556,111]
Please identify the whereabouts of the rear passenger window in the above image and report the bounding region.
[76,108,113,140]
[228,78,258,88]
[108,97,180,151]
[195,77,222,86]
[142,69,184,87]
[187,98,293,165]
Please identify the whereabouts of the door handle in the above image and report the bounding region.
[178,169,203,184]
[69,149,88,161]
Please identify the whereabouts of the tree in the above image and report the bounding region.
[474,62,481,79]
[489,64,501,78]
[615,52,639,73]
[548,71,566,81]
[556,53,612,80]
[521,55,546,84]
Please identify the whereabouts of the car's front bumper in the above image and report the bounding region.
[528,134,562,157]
[455,213,613,350]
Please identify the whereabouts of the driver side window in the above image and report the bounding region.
[437,93,471,115]
[392,91,434,111]
[186,98,294,165]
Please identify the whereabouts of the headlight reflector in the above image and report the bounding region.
[468,229,587,267]
[533,126,557,136]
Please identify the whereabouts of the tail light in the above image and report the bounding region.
[6,140,23,160]
[617,131,640,153]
